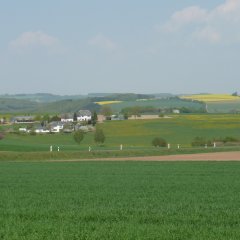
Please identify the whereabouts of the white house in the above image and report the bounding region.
[19,127,27,132]
[35,127,50,133]
[77,110,92,122]
[172,109,180,114]
[49,122,64,133]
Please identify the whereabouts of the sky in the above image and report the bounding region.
[1,0,240,95]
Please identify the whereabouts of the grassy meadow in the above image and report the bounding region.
[1,161,240,239]
[1,114,240,155]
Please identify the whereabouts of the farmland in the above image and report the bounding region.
[94,101,123,105]
[105,98,205,112]
[1,161,240,239]
[181,94,240,102]
[1,113,240,239]
[180,94,240,113]
[207,101,240,113]
[1,114,240,154]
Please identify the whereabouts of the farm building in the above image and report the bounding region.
[49,121,64,133]
[35,127,50,134]
[11,116,35,123]
[61,110,92,122]
[77,110,92,121]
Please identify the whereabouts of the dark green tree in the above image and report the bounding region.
[73,130,85,144]
[73,112,78,122]
[42,114,50,123]
[152,137,167,147]
[94,128,105,144]
[101,105,112,117]
[50,115,61,122]
[92,111,98,126]
[123,112,128,120]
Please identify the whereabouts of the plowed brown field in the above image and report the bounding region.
[50,151,240,162]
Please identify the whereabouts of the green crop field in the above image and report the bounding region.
[1,114,240,153]
[100,114,240,147]
[1,161,240,239]
[107,98,204,112]
[207,101,240,113]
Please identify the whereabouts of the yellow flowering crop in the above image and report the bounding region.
[181,94,240,102]
[95,101,122,105]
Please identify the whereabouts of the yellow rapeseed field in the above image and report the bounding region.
[95,101,122,105]
[181,94,240,102]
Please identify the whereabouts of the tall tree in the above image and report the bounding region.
[92,111,98,126]
[94,127,105,144]
[73,130,85,144]
[73,112,78,122]
[100,105,112,117]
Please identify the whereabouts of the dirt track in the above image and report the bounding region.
[115,151,240,161]
[51,151,240,162]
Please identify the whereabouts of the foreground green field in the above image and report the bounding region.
[1,114,240,153]
[1,161,240,239]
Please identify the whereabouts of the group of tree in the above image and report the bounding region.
[152,137,167,147]
[90,93,154,103]
[120,105,206,116]
[73,126,105,145]
[191,136,239,147]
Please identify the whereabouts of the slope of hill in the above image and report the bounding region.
[180,94,240,113]
[0,98,100,114]
[0,93,86,103]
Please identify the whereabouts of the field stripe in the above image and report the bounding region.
[45,151,240,162]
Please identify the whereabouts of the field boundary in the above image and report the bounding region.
[44,151,240,162]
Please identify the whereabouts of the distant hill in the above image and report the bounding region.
[0,98,40,112]
[0,93,86,103]
[2,92,237,114]
[90,93,155,102]
[152,93,175,98]
[0,93,156,113]
[0,98,100,114]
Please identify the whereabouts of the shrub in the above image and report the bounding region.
[94,128,105,144]
[191,137,212,147]
[152,137,167,147]
[0,132,4,140]
[222,136,238,143]
[30,131,36,136]
[73,130,85,144]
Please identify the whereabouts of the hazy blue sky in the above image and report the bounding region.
[1,0,240,95]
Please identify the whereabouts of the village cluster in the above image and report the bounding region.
[11,110,93,134]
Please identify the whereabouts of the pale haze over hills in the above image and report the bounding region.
[0,0,240,95]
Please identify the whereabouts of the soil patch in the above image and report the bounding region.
[49,151,240,162]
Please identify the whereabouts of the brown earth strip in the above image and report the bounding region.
[48,151,240,162]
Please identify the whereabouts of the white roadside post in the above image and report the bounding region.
[89,146,91,152]
[168,143,170,149]
[50,145,53,152]
[213,142,216,148]
[58,146,60,152]
[120,144,123,151]
[177,144,180,149]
